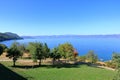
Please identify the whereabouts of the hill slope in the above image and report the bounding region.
[0,32,22,42]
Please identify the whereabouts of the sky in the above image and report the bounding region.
[0,0,120,36]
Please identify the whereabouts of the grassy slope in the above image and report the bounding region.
[1,61,116,80]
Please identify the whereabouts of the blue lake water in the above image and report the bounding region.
[1,37,120,61]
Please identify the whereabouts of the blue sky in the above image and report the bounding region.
[0,0,120,36]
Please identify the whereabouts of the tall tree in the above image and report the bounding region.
[0,44,7,55]
[86,50,98,63]
[7,42,21,67]
[18,44,26,58]
[58,43,74,60]
[50,47,61,65]
[27,42,44,66]
[43,43,50,59]
[27,42,37,62]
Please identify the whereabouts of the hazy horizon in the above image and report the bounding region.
[0,0,120,36]
[21,34,120,36]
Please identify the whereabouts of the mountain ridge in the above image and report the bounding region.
[22,34,120,38]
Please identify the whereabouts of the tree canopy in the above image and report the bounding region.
[0,44,7,55]
[7,42,21,66]
[112,52,120,80]
[50,47,61,65]
[58,42,74,59]
[86,50,98,63]
[27,42,49,66]
[112,52,120,69]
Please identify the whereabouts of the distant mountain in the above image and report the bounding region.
[21,36,36,39]
[0,32,22,42]
[22,34,120,38]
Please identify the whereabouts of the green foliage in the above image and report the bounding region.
[112,52,120,80]
[27,42,44,65]
[0,44,7,55]
[105,61,116,68]
[27,42,76,65]
[50,47,61,65]
[86,50,98,63]
[58,42,74,59]
[50,47,61,59]
[27,42,36,55]
[18,44,26,57]
[0,45,4,55]
[113,69,120,80]
[42,43,50,58]
[7,42,21,58]
[7,42,21,66]
[77,56,86,62]
[112,52,120,69]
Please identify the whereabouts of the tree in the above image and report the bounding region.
[50,47,61,65]
[0,44,7,55]
[77,56,86,62]
[73,49,78,62]
[7,42,21,67]
[42,43,50,59]
[0,45,3,55]
[105,61,116,68]
[58,43,74,61]
[112,52,120,80]
[27,42,44,66]
[112,52,120,69]
[18,44,26,58]
[86,50,98,63]
[113,68,120,80]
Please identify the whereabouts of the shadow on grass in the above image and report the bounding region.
[12,62,92,69]
[12,64,80,69]
[0,63,27,80]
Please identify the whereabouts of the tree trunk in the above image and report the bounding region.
[65,58,67,63]
[52,58,55,65]
[13,60,16,67]
[58,59,61,64]
[39,59,42,66]
[13,57,17,67]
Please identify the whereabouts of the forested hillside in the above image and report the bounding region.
[0,32,22,41]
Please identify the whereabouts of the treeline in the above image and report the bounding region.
[0,42,99,67]
[1,41,120,69]
[0,42,78,66]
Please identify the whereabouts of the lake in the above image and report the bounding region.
[1,37,120,61]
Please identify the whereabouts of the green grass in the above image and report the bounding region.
[1,61,116,80]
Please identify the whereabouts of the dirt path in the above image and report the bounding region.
[97,66,115,71]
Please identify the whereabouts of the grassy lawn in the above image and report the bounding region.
[0,61,116,80]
